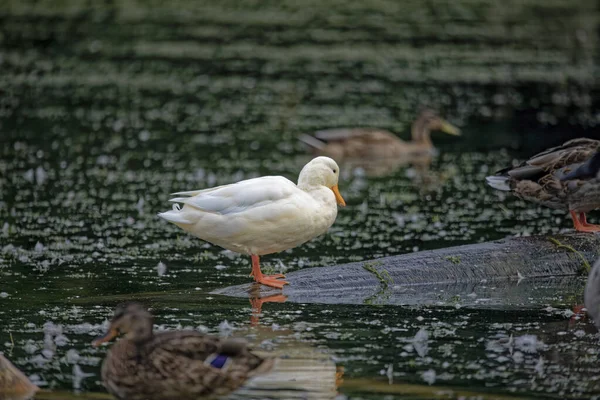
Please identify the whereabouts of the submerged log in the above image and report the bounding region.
[214,233,600,306]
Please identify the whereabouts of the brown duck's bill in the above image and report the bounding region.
[440,120,461,136]
[92,328,118,347]
[330,185,346,207]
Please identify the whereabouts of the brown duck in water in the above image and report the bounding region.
[299,109,460,160]
[486,138,600,232]
[0,354,39,400]
[92,303,274,400]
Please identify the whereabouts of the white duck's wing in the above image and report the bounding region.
[169,176,301,215]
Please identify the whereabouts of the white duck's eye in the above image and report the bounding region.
[332,169,337,174]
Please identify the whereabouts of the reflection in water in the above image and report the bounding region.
[248,284,288,327]
[241,289,339,399]
[343,152,434,179]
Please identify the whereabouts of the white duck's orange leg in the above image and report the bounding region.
[571,211,600,232]
[250,255,289,289]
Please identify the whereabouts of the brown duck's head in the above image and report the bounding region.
[412,109,461,143]
[92,302,154,347]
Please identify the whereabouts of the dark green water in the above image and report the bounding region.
[1,0,600,399]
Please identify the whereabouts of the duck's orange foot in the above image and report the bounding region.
[256,275,289,289]
[571,212,600,232]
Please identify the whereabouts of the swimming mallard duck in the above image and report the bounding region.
[299,109,460,160]
[486,138,600,232]
[158,156,346,289]
[92,303,274,400]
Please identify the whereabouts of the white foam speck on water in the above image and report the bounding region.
[41,349,54,359]
[535,357,545,377]
[0,292,8,298]
[412,328,429,357]
[386,363,393,384]
[54,334,69,347]
[276,259,288,272]
[72,364,94,390]
[215,264,227,270]
[136,197,145,214]
[23,342,38,354]
[24,169,34,182]
[138,130,150,141]
[157,261,167,276]
[35,166,47,184]
[29,374,47,387]
[220,250,240,259]
[515,334,542,354]
[422,369,436,385]
[218,320,234,337]
[2,244,16,254]
[65,349,80,364]
[34,242,45,252]
[512,351,524,363]
[43,321,62,337]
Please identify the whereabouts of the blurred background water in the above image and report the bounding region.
[1,0,600,398]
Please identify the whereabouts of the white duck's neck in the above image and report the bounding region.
[300,184,336,205]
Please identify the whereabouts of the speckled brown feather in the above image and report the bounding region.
[101,331,271,400]
[492,138,600,211]
[96,304,272,400]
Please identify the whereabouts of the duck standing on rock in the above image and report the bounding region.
[299,108,460,160]
[486,138,600,232]
[92,303,274,400]
[159,156,346,289]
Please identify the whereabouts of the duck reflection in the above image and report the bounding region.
[248,283,287,327]
[244,285,344,399]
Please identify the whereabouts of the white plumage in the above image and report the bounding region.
[158,157,346,289]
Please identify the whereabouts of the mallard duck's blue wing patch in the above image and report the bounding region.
[205,354,231,369]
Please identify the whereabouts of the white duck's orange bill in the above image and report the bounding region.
[331,185,346,207]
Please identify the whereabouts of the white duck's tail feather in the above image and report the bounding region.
[171,189,205,197]
[157,208,193,225]
[298,134,326,150]
[168,197,193,204]
[486,176,511,191]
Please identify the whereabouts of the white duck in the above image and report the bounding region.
[158,156,346,289]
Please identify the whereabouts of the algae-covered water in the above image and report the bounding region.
[2,0,600,399]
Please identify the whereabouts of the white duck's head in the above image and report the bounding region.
[298,157,346,206]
